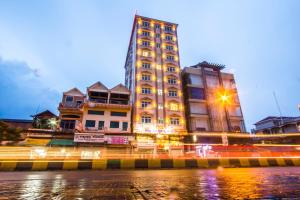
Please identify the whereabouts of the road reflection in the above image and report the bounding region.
[1,168,300,199]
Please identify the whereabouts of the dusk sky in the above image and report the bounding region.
[0,0,299,130]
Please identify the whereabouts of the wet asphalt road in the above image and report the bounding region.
[1,167,300,199]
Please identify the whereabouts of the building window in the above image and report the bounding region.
[142,116,151,124]
[141,100,151,108]
[189,74,203,86]
[98,121,105,130]
[142,21,150,27]
[142,74,151,81]
[142,62,151,69]
[169,102,179,111]
[168,90,177,97]
[155,24,160,29]
[158,104,164,110]
[166,55,174,61]
[156,33,160,38]
[85,120,96,128]
[110,121,119,128]
[88,110,104,115]
[158,89,163,95]
[168,77,177,84]
[76,100,82,106]
[167,66,175,72]
[165,35,173,41]
[142,87,151,94]
[142,40,150,47]
[142,50,150,57]
[166,45,174,51]
[142,31,150,37]
[122,122,128,131]
[111,112,127,117]
[66,96,73,102]
[158,118,164,124]
[206,75,220,88]
[156,43,161,48]
[165,26,172,32]
[60,120,75,129]
[189,87,205,100]
[170,118,180,125]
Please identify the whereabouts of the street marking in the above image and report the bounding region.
[0,161,17,171]
[121,159,135,169]
[92,159,107,170]
[173,159,185,168]
[32,161,48,170]
[207,159,220,168]
[291,158,300,166]
[107,159,121,169]
[148,159,161,168]
[134,159,148,169]
[197,159,209,168]
[63,161,78,170]
[16,161,33,171]
[160,159,173,168]
[239,159,250,167]
[276,158,286,166]
[47,161,64,170]
[220,159,230,167]
[258,158,269,167]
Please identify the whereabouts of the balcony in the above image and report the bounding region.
[162,38,176,45]
[164,59,178,65]
[89,98,108,104]
[138,33,152,40]
[58,102,83,112]
[164,48,177,55]
[109,99,129,105]
[138,43,153,51]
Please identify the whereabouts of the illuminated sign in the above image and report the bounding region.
[74,133,105,143]
[106,136,129,145]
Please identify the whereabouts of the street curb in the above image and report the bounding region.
[1,158,300,171]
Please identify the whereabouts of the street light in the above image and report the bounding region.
[215,88,233,146]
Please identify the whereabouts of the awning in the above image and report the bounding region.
[25,138,51,146]
[47,139,75,146]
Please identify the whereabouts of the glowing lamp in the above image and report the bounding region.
[136,86,141,93]
[152,75,156,81]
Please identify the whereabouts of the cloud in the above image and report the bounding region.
[0,57,60,119]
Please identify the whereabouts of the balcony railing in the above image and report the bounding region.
[59,102,83,109]
[89,98,108,103]
[109,99,129,105]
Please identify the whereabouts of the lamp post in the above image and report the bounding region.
[216,89,232,146]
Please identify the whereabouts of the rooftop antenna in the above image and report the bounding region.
[273,91,284,126]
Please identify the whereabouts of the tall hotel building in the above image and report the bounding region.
[124,15,187,139]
